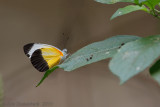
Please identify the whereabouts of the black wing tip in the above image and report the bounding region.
[31,49,49,72]
[23,43,34,57]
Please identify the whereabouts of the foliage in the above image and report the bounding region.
[111,5,148,20]
[96,0,160,19]
[37,0,160,86]
[150,59,160,84]
[109,35,160,84]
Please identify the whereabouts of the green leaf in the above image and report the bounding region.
[150,59,160,84]
[138,0,146,3]
[111,5,148,20]
[0,75,3,107]
[36,66,59,87]
[95,0,160,6]
[140,0,160,8]
[109,35,160,84]
[59,35,141,71]
[95,0,134,4]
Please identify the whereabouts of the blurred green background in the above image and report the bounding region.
[0,0,160,107]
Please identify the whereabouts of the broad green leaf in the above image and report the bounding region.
[150,59,160,84]
[59,35,141,71]
[0,75,3,107]
[36,66,59,87]
[109,35,160,84]
[111,5,148,20]
[95,0,134,4]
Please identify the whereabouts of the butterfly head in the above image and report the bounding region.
[61,49,68,60]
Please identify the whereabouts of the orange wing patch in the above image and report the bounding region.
[41,48,63,69]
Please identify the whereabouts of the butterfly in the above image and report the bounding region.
[23,43,68,72]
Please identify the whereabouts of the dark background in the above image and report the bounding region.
[0,0,160,107]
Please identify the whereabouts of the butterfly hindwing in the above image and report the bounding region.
[31,49,49,72]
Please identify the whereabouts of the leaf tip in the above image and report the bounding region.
[119,80,125,85]
[36,80,43,87]
[36,84,40,87]
[110,15,115,20]
[117,75,128,85]
[36,66,59,87]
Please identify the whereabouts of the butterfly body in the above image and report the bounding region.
[23,43,67,72]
